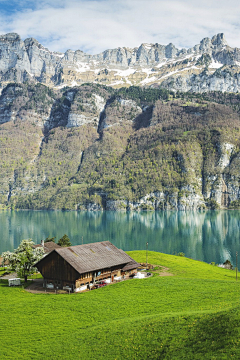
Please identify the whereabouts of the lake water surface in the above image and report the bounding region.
[1,210,240,267]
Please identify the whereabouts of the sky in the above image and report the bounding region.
[0,0,240,54]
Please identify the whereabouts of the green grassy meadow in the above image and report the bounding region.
[1,251,240,359]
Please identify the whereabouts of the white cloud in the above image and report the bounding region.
[0,0,240,54]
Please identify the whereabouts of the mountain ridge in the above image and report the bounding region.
[0,32,240,91]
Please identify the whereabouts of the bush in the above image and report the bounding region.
[57,234,72,247]
[223,259,233,270]
[206,199,220,210]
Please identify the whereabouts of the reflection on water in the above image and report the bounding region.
[0,210,240,266]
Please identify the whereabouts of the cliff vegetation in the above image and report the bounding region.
[1,82,240,210]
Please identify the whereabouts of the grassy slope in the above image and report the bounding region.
[1,253,240,359]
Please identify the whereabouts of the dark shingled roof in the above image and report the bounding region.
[37,241,139,275]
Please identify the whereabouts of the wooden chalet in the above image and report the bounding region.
[35,241,139,292]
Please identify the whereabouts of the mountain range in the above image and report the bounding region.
[0,32,240,92]
[1,33,240,211]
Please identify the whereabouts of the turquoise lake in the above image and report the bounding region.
[0,210,240,267]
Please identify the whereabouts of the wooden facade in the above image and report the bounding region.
[36,250,80,289]
[35,241,139,292]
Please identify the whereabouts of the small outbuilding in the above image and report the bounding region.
[8,278,21,286]
[35,241,139,292]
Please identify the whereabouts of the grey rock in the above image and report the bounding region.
[67,93,105,128]
[161,69,240,93]
[211,33,228,47]
[86,202,103,211]
[0,32,240,92]
[99,97,142,131]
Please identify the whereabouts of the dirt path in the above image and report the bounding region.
[159,266,174,276]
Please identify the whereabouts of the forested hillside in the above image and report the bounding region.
[1,82,240,210]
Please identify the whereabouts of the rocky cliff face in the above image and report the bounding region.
[1,82,240,211]
[0,32,240,92]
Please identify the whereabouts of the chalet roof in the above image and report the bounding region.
[121,260,139,272]
[36,241,139,275]
[32,241,61,253]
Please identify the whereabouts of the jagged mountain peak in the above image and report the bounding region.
[199,33,228,50]
[24,37,46,50]
[0,32,21,42]
[0,31,232,56]
[211,33,228,47]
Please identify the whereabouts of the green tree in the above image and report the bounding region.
[57,234,72,247]
[44,236,56,243]
[1,240,45,282]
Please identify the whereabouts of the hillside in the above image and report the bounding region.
[1,82,240,210]
[1,252,240,359]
